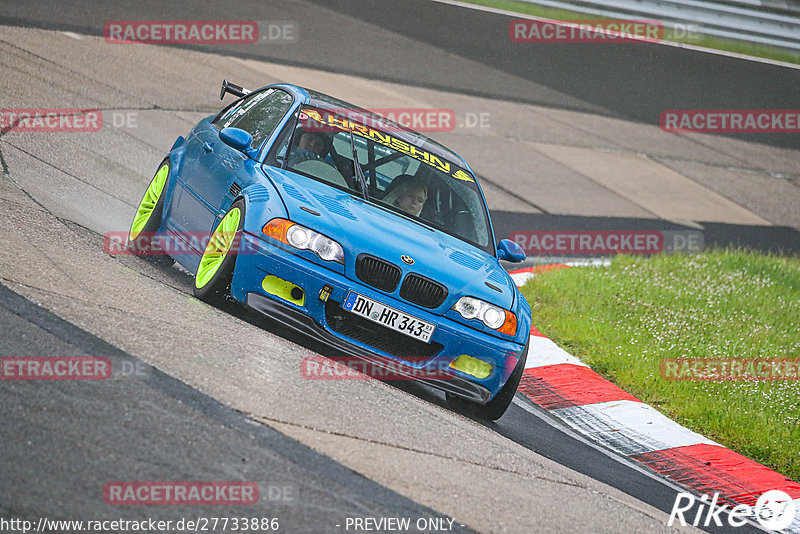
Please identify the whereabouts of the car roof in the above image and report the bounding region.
[270,83,473,174]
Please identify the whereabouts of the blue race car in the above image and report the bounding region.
[128,81,530,420]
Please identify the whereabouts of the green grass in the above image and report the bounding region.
[520,249,800,481]
[462,0,800,65]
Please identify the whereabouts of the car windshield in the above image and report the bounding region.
[276,105,494,254]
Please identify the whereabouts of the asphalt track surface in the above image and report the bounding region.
[1,0,797,532]
[0,284,474,533]
[4,0,798,254]
[0,256,760,534]
[2,0,799,149]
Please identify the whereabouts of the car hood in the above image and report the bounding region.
[265,168,514,311]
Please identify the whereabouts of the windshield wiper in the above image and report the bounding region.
[349,131,369,200]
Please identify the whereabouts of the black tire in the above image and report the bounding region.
[192,199,245,305]
[447,340,529,421]
[127,159,174,268]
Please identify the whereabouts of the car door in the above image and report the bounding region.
[168,88,294,247]
[167,121,226,239]
[211,87,294,215]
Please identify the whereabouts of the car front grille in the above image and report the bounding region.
[355,254,401,292]
[400,274,448,309]
[325,300,442,360]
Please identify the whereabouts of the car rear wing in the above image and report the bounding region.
[220,79,251,100]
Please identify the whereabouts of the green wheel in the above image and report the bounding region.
[127,160,173,266]
[193,199,244,303]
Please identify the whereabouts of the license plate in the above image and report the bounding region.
[343,291,435,343]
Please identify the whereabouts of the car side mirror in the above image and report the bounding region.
[497,239,526,263]
[220,127,257,158]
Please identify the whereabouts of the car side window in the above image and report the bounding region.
[213,88,293,149]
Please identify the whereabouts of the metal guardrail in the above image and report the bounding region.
[518,0,800,51]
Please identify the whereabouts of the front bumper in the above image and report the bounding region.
[231,232,525,402]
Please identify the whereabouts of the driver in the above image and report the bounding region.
[288,131,335,167]
[297,131,326,157]
[383,176,428,217]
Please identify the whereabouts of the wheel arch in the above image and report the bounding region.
[157,145,189,230]
[238,181,288,237]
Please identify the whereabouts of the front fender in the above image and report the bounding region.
[512,291,532,345]
[160,138,189,219]
[239,182,288,237]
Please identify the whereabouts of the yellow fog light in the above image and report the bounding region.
[262,275,305,306]
[449,354,492,379]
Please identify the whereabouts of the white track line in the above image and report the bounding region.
[790,501,800,533]
[512,397,773,532]
[509,271,536,286]
[512,396,687,486]
[525,335,589,368]
[551,400,719,455]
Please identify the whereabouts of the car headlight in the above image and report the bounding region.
[453,296,517,336]
[262,218,344,264]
